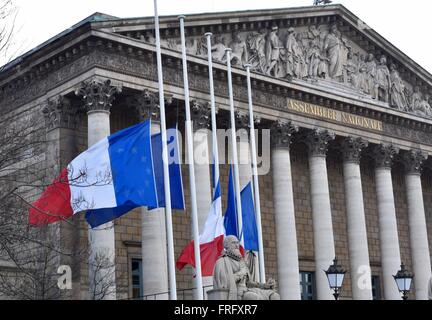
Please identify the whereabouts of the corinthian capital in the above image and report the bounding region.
[402,150,427,175]
[75,79,122,112]
[373,144,399,169]
[127,89,161,122]
[235,110,249,130]
[341,137,369,164]
[42,96,78,131]
[191,100,211,130]
[270,120,298,149]
[305,129,335,157]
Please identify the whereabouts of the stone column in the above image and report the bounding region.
[341,137,372,300]
[373,144,401,300]
[130,90,168,299]
[271,120,300,300]
[76,79,121,300]
[402,150,431,300]
[191,100,213,293]
[305,129,336,300]
[42,96,81,299]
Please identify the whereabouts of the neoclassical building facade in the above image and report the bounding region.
[1,4,432,300]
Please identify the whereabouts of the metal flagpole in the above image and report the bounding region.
[244,64,266,283]
[225,48,243,243]
[205,32,220,189]
[178,15,204,300]
[153,0,177,300]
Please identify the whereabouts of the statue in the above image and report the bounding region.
[247,29,268,73]
[357,54,369,93]
[344,51,358,87]
[265,26,284,78]
[365,53,377,98]
[390,63,409,111]
[411,86,422,112]
[324,24,344,79]
[285,27,307,79]
[210,34,227,62]
[307,41,328,79]
[414,94,432,117]
[230,31,248,67]
[374,55,391,102]
[213,235,280,300]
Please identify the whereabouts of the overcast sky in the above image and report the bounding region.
[4,0,432,73]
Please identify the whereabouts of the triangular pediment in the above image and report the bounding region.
[93,4,432,119]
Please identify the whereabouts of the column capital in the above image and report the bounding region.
[271,120,299,149]
[402,150,427,175]
[373,144,399,169]
[341,137,369,164]
[127,89,161,122]
[75,79,122,113]
[305,129,335,157]
[235,110,249,130]
[42,96,79,131]
[191,100,211,130]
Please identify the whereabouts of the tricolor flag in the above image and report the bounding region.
[29,120,183,227]
[176,176,225,276]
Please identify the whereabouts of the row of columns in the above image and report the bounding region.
[47,80,431,300]
[271,121,431,300]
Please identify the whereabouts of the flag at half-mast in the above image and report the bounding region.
[29,120,184,227]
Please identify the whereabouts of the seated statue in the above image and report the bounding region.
[213,235,280,300]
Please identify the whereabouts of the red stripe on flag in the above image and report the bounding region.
[28,168,73,225]
[176,235,225,277]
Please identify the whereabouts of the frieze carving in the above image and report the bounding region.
[42,96,79,131]
[191,100,211,130]
[401,150,427,175]
[140,23,432,119]
[304,129,335,157]
[373,144,399,169]
[75,79,122,112]
[341,136,368,164]
[270,120,299,149]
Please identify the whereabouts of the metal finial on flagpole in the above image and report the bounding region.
[244,64,266,283]
[225,48,244,244]
[178,15,204,300]
[205,32,220,188]
[153,0,177,300]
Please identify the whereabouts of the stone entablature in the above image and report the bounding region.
[2,6,432,150]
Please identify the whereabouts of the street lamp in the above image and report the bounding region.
[393,263,414,300]
[324,257,346,300]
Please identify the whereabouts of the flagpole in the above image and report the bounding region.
[225,49,243,243]
[205,32,220,188]
[244,64,266,283]
[178,15,204,300]
[153,0,177,300]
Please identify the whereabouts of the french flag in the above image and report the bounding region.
[29,120,159,226]
[176,178,225,276]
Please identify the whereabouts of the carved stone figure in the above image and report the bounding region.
[307,41,328,78]
[411,86,422,112]
[265,26,284,77]
[365,53,377,98]
[285,27,307,79]
[306,25,321,48]
[390,63,409,111]
[344,50,358,86]
[375,56,391,102]
[324,24,344,79]
[213,235,280,300]
[230,31,248,67]
[211,34,227,62]
[247,29,268,73]
[357,54,369,93]
[414,94,432,117]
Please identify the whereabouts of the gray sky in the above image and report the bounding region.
[4,0,432,73]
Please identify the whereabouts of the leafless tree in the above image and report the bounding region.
[0,0,20,68]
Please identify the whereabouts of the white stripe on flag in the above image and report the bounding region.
[68,137,117,213]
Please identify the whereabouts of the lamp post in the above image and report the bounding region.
[324,257,346,300]
[393,263,414,300]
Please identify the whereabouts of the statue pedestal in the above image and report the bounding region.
[207,289,230,300]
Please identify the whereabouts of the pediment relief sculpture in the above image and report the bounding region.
[138,22,432,119]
